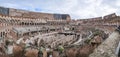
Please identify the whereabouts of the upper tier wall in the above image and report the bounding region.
[77,13,118,21]
[0,6,71,21]
[103,13,117,19]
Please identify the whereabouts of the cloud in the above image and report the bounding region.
[0,0,119,19]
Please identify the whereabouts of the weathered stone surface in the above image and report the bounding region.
[9,8,71,21]
[89,30,120,57]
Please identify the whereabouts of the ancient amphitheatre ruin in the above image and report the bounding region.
[0,6,120,57]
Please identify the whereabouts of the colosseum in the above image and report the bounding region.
[0,6,120,57]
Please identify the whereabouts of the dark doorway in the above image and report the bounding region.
[118,47,120,57]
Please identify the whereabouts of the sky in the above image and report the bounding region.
[0,0,119,19]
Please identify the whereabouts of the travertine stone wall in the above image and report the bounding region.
[103,13,117,19]
[9,9,26,17]
[9,8,71,21]
[89,30,120,57]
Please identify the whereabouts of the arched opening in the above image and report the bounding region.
[21,22,24,25]
[78,23,81,25]
[72,28,75,30]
